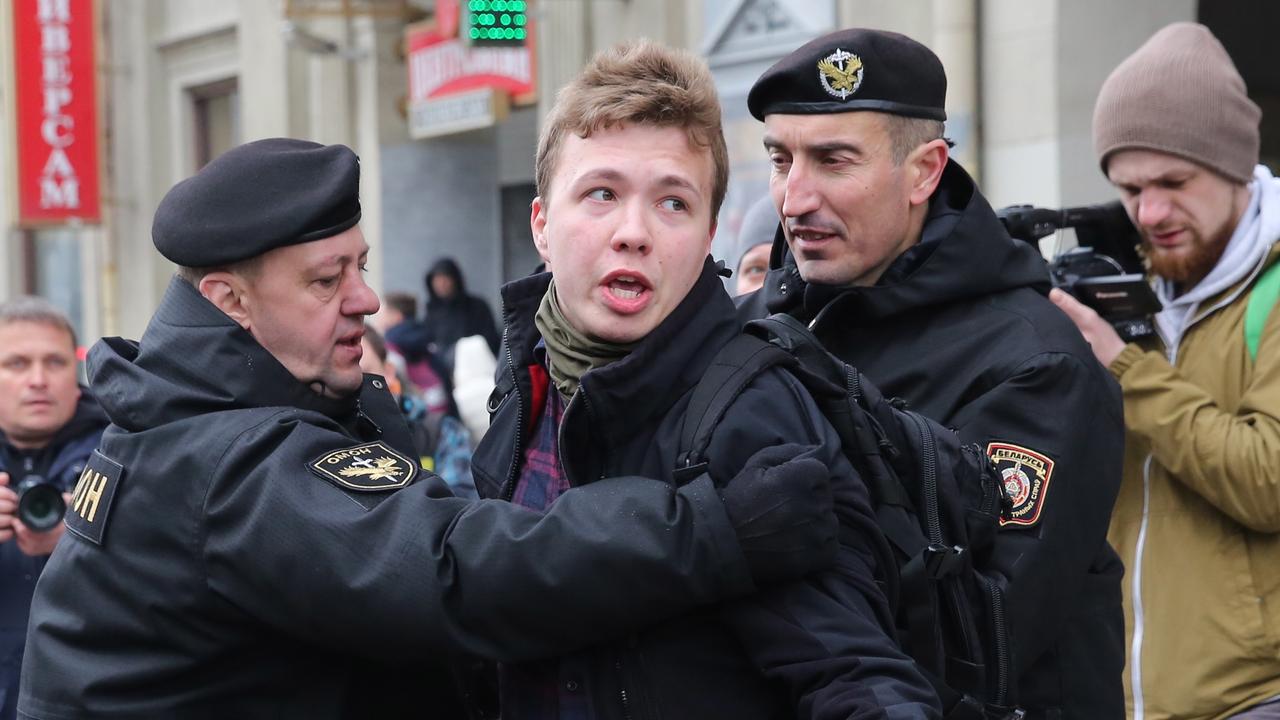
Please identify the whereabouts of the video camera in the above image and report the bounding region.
[997,200,1161,341]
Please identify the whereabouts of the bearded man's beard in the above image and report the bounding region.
[1141,223,1233,290]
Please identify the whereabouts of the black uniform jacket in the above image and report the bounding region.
[739,162,1126,719]
[18,278,761,720]
[472,261,941,720]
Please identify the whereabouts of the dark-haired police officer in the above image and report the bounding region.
[18,138,839,719]
[738,29,1126,719]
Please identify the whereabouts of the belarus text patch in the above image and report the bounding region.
[987,442,1055,528]
[309,441,416,493]
[65,451,125,546]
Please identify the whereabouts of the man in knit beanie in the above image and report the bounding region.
[1052,21,1280,720]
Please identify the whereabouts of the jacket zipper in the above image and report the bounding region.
[901,411,942,544]
[557,390,581,488]
[1130,455,1155,720]
[981,575,1012,707]
[499,324,525,502]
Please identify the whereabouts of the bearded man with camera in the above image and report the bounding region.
[1051,22,1280,719]
[0,296,107,720]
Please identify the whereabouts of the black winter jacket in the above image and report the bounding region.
[740,161,1125,719]
[18,278,765,720]
[472,260,941,720]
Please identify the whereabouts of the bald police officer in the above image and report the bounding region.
[18,139,839,719]
[740,29,1126,719]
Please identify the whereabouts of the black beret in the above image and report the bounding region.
[153,138,361,267]
[748,28,946,122]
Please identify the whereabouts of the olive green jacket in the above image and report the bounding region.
[1108,242,1280,720]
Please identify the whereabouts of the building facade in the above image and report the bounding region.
[0,0,1274,344]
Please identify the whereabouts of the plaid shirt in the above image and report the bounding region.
[500,356,595,720]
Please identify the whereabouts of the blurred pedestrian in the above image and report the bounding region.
[424,257,501,367]
[380,291,454,417]
[360,323,477,499]
[733,194,779,296]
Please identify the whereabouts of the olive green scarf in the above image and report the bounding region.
[534,279,637,401]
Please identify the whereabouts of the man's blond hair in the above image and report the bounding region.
[535,40,729,217]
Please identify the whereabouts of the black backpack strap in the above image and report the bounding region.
[746,313,853,380]
[674,333,796,484]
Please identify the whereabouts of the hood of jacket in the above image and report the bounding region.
[500,256,740,457]
[88,277,360,433]
[763,160,1052,321]
[425,257,467,304]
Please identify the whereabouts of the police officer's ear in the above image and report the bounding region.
[906,138,949,209]
[199,271,254,331]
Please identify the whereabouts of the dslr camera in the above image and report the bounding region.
[16,475,67,531]
[997,200,1162,341]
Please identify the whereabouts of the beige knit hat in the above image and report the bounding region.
[1092,22,1260,184]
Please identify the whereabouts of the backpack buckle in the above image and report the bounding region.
[672,452,709,486]
[924,543,966,579]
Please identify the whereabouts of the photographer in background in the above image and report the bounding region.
[0,297,107,720]
[1052,23,1280,719]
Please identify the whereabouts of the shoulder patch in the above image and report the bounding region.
[65,451,125,546]
[987,442,1055,528]
[308,441,416,493]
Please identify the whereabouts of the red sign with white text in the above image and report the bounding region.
[406,20,536,105]
[12,0,101,224]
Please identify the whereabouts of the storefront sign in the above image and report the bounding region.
[406,10,534,139]
[12,0,101,224]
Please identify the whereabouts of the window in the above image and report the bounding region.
[190,78,241,170]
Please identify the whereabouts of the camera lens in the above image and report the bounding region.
[17,477,66,532]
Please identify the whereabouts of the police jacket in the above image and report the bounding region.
[0,394,106,719]
[740,161,1126,719]
[472,261,941,720]
[18,277,765,720]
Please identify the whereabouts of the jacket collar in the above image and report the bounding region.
[88,277,361,432]
[763,160,1052,323]
[501,257,740,445]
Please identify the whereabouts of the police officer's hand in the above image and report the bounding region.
[1051,288,1127,367]
[0,473,16,544]
[718,444,837,584]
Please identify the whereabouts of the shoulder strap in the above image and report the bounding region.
[1246,259,1280,361]
[674,333,795,483]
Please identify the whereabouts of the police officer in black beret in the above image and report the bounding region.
[738,29,1126,719]
[18,138,841,719]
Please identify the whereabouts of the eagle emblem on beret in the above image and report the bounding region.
[817,48,864,100]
